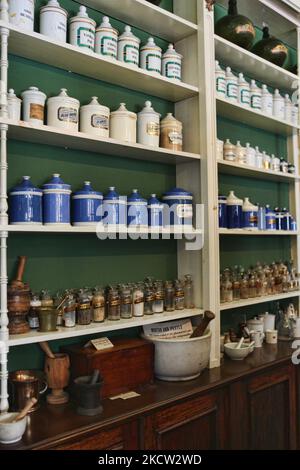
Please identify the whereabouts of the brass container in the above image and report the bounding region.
[38,307,58,332]
[9,370,47,412]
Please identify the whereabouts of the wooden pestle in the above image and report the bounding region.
[89,369,100,385]
[11,256,27,289]
[39,341,56,359]
[14,398,37,422]
[190,311,216,338]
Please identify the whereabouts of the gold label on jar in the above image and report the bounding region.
[145,294,155,302]
[122,298,132,305]
[91,114,109,129]
[134,296,144,304]
[58,107,78,123]
[109,299,120,307]
[155,293,164,300]
[147,122,159,136]
[78,303,90,310]
[175,292,184,298]
[93,301,104,309]
[30,103,44,120]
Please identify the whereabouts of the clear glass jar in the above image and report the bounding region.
[164,281,175,312]
[120,285,133,319]
[107,287,121,321]
[184,274,194,309]
[93,287,105,323]
[248,274,257,298]
[63,294,77,328]
[144,284,155,315]
[174,280,185,310]
[77,289,92,325]
[240,274,249,299]
[232,275,240,301]
[153,281,164,313]
[133,284,144,317]
[28,293,41,329]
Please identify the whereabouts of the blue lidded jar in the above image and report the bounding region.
[226,191,242,229]
[275,207,284,231]
[281,208,290,231]
[148,194,163,228]
[72,181,103,226]
[218,195,227,228]
[9,176,42,225]
[103,187,126,227]
[162,187,193,227]
[265,205,276,230]
[127,189,148,228]
[242,198,258,230]
[42,174,71,225]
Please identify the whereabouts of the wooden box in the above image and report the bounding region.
[62,337,154,399]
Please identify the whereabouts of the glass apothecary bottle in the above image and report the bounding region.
[107,287,121,321]
[248,273,257,298]
[77,289,92,325]
[28,293,41,330]
[63,294,77,328]
[93,287,105,323]
[164,281,175,312]
[133,284,144,317]
[120,285,133,319]
[232,272,241,301]
[153,281,164,313]
[184,274,194,309]
[240,273,249,299]
[144,284,155,315]
[175,280,185,310]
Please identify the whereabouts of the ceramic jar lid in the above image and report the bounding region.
[128,189,147,205]
[141,37,161,52]
[80,96,109,113]
[7,88,21,103]
[41,0,68,16]
[227,190,243,206]
[47,88,79,107]
[138,101,160,117]
[104,186,120,201]
[72,181,103,199]
[70,5,96,26]
[119,25,140,44]
[148,194,163,207]
[21,86,47,100]
[162,187,193,200]
[111,103,137,120]
[42,174,71,192]
[163,44,182,59]
[160,113,182,129]
[10,176,42,195]
[96,15,118,34]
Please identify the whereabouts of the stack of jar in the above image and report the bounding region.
[219,191,297,231]
[215,61,299,126]
[9,176,194,229]
[216,138,295,175]
[220,261,300,304]
[27,275,195,330]
[8,87,183,152]
[9,2,182,81]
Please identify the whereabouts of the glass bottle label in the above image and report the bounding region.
[168,131,183,145]
[251,95,262,110]
[177,204,193,218]
[145,53,161,73]
[240,89,250,105]
[123,44,139,65]
[91,114,109,129]
[216,77,226,95]
[165,61,181,80]
[147,122,159,136]
[100,35,117,57]
[77,27,95,49]
[58,107,78,123]
[30,103,44,120]
[227,82,238,99]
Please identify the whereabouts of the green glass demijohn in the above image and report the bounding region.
[251,25,288,67]
[215,0,256,50]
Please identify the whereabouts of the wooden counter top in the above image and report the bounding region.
[0,341,296,450]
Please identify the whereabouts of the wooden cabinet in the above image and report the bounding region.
[143,390,228,450]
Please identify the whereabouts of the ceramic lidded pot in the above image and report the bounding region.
[103,187,126,227]
[137,101,160,147]
[162,187,193,228]
[47,89,80,131]
[215,0,256,50]
[218,195,227,229]
[72,181,103,226]
[69,5,96,51]
[110,103,137,143]
[160,113,183,152]
[148,194,163,228]
[9,176,42,225]
[42,174,71,225]
[162,44,182,81]
[95,16,118,59]
[140,37,162,74]
[80,96,110,137]
[40,0,68,43]
[252,25,288,67]
[9,0,35,32]
[7,89,22,121]
[117,26,141,67]
[127,189,148,228]
[21,86,47,126]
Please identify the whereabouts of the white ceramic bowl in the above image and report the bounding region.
[224,342,253,361]
[0,413,27,444]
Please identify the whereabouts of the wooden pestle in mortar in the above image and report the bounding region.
[14,397,37,422]
[39,341,55,359]
[190,311,216,338]
[10,256,28,290]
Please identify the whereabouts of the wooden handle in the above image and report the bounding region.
[14,398,37,422]
[16,256,27,283]
[39,341,55,359]
[190,311,216,338]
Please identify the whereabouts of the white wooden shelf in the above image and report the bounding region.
[1,118,200,165]
[219,228,299,236]
[8,308,203,346]
[220,291,300,311]
[216,96,299,136]
[82,0,198,42]
[2,22,198,103]
[218,160,299,182]
[215,34,298,91]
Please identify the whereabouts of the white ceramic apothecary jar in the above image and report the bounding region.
[80,97,110,137]
[95,16,118,59]
[137,101,160,147]
[110,103,137,143]
[69,5,96,52]
[40,0,68,43]
[117,26,140,67]
[9,0,35,32]
[7,89,21,122]
[47,89,80,131]
[140,37,162,75]
[162,44,182,81]
[21,86,47,126]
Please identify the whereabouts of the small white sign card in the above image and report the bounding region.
[143,318,193,339]
[90,337,114,351]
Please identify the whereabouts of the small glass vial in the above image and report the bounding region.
[144,284,155,315]
[63,294,76,328]
[120,286,133,319]
[107,287,121,321]
[40,289,54,308]
[28,294,41,329]
[93,287,105,323]
[164,281,175,312]
[77,289,92,325]
[184,274,194,309]
[153,282,164,313]
[133,284,144,317]
[175,280,185,310]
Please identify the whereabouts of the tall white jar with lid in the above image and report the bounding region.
[7,89,21,122]
[21,86,47,126]
[80,97,110,137]
[47,89,80,131]
[40,0,68,43]
[162,44,182,81]
[110,103,137,143]
[137,101,160,147]
[69,5,96,52]
[117,26,140,67]
[9,0,35,32]
[140,37,162,75]
[95,16,118,59]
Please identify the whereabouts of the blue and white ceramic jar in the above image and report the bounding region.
[265,205,276,231]
[148,194,163,228]
[72,181,103,226]
[281,208,290,231]
[9,176,42,225]
[127,189,148,228]
[103,187,126,227]
[218,195,227,228]
[227,191,242,229]
[162,187,193,227]
[242,197,258,230]
[42,174,71,225]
